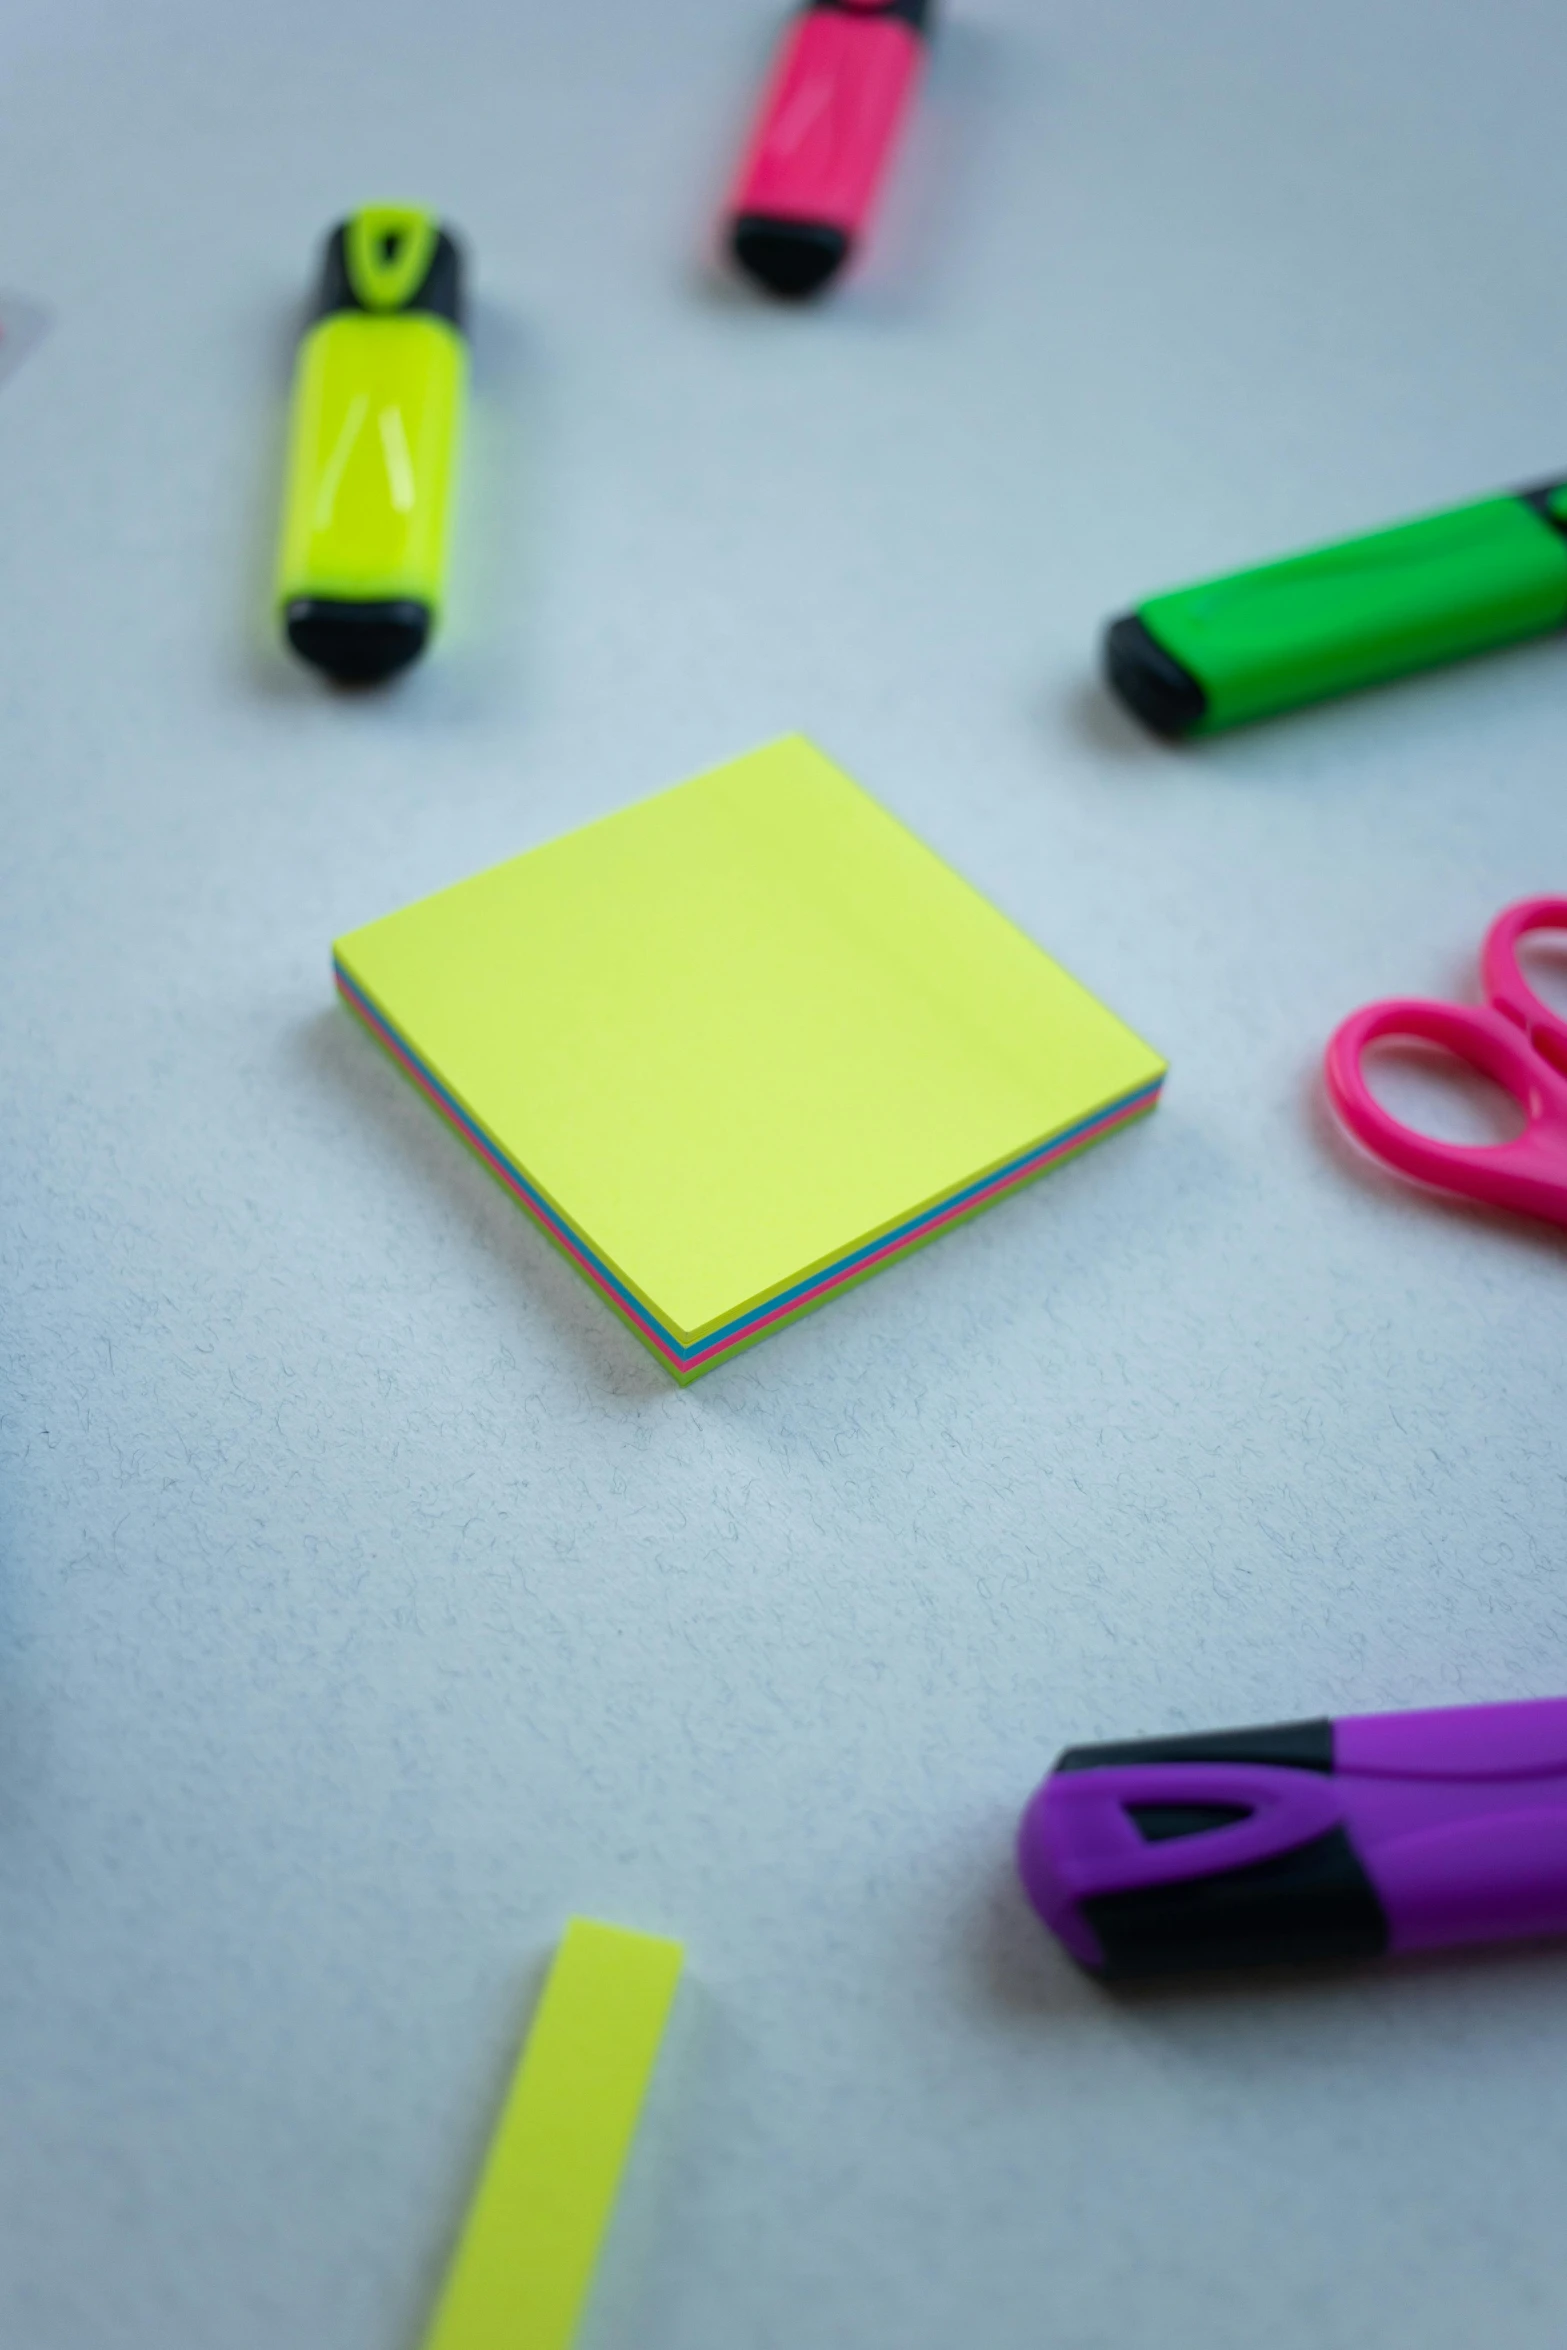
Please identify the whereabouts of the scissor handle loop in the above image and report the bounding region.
[1323,997,1567,1229]
[1481,896,1567,1073]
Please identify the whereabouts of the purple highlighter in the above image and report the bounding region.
[1017,1698,1567,1979]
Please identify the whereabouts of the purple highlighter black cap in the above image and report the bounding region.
[1017,1698,1567,1979]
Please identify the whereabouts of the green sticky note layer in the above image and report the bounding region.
[422,1919,684,2350]
[334,737,1166,1379]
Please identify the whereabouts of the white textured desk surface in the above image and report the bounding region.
[4,2,1567,2343]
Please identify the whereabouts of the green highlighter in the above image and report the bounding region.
[1104,479,1567,737]
[276,205,467,685]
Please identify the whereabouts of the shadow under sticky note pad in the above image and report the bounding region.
[333,738,1166,1380]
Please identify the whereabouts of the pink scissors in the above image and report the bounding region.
[1324,897,1567,1229]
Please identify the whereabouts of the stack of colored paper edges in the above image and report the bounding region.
[333,738,1166,1381]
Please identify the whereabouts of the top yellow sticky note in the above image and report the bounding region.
[333,737,1165,1378]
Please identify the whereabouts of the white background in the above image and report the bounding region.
[3,2,1567,2343]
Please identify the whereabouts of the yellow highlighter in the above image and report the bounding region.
[423,1919,684,2350]
[276,205,466,684]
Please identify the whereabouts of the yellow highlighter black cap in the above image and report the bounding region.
[276,205,467,685]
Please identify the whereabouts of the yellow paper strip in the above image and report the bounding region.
[422,1918,685,2350]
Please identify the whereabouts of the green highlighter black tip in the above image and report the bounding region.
[1105,476,1567,738]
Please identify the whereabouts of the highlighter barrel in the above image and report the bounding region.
[276,207,467,684]
[727,0,933,300]
[1105,480,1567,737]
[1019,1696,1567,1978]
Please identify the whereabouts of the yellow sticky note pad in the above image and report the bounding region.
[334,737,1166,1379]
[423,1920,684,2350]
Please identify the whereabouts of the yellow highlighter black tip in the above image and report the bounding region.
[276,205,467,686]
[422,1919,684,2350]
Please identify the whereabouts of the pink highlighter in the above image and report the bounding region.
[726,0,933,300]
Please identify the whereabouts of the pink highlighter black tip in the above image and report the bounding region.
[729,215,851,300]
